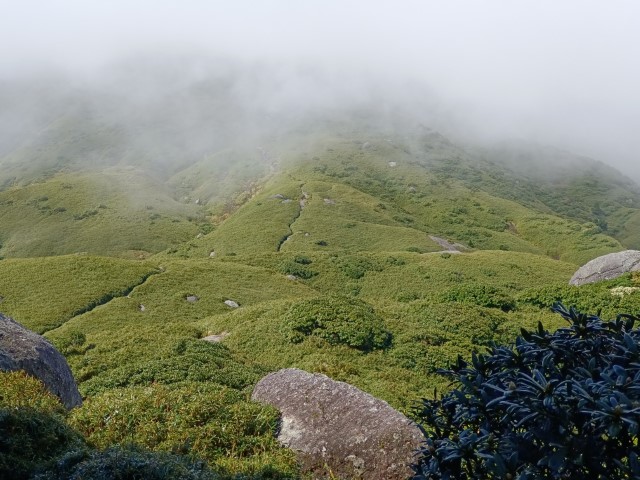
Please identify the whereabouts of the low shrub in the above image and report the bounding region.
[278,260,317,279]
[81,339,263,395]
[282,295,392,351]
[69,383,298,476]
[0,372,84,480]
[34,446,219,480]
[441,284,516,312]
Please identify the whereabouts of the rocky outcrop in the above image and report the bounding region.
[569,250,640,286]
[0,313,82,409]
[252,368,424,480]
[429,235,466,253]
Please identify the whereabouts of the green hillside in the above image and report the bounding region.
[2,102,640,477]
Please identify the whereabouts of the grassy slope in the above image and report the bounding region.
[0,169,206,258]
[0,255,158,333]
[4,127,640,477]
[179,134,622,265]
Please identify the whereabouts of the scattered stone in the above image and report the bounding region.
[429,235,466,252]
[388,161,397,167]
[0,313,82,409]
[186,295,199,303]
[304,232,310,237]
[195,198,201,205]
[202,332,229,343]
[209,250,216,258]
[569,250,640,286]
[282,199,293,204]
[196,233,203,239]
[300,191,309,208]
[224,300,239,308]
[252,368,425,480]
[361,141,371,150]
[286,274,298,281]
[273,194,286,199]
[138,304,146,312]
[323,198,336,205]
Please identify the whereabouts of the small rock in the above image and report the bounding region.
[202,332,229,343]
[388,161,397,167]
[209,251,216,258]
[186,295,199,303]
[286,274,298,281]
[361,142,371,150]
[138,304,146,312]
[196,233,203,239]
[429,235,465,252]
[273,194,286,199]
[324,198,336,205]
[0,314,82,409]
[224,300,239,308]
[282,199,292,204]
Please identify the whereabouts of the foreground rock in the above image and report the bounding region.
[252,368,424,480]
[0,313,82,409]
[569,250,640,286]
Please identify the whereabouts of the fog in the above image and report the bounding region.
[1,1,639,179]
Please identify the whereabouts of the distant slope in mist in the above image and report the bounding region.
[1,60,640,259]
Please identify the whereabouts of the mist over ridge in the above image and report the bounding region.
[1,1,639,180]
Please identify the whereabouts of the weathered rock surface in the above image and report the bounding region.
[569,250,640,286]
[0,313,82,409]
[252,368,424,480]
[201,332,229,343]
[429,235,466,252]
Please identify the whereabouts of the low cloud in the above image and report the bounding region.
[1,1,639,178]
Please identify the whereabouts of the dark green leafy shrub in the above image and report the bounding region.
[412,304,640,479]
[282,295,392,351]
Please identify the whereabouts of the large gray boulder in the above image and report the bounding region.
[569,250,640,286]
[0,313,82,409]
[252,368,424,480]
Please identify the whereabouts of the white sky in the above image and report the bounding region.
[1,1,639,176]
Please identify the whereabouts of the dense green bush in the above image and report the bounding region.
[0,409,85,480]
[335,255,384,279]
[0,372,84,480]
[69,382,298,476]
[81,339,264,395]
[278,259,317,279]
[412,304,640,479]
[282,295,392,351]
[34,446,219,480]
[441,284,516,312]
